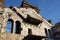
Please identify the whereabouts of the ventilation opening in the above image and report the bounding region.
[28,29,32,35]
[0,13,3,16]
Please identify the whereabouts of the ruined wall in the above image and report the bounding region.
[1,33,24,40]
[0,7,53,40]
[0,8,25,40]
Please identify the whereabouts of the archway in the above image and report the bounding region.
[15,21,22,34]
[6,19,14,33]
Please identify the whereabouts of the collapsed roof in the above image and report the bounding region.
[20,0,40,13]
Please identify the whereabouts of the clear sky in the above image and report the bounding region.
[4,0,60,25]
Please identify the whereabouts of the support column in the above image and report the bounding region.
[13,21,15,34]
[1,19,6,33]
[0,24,2,38]
[0,15,4,38]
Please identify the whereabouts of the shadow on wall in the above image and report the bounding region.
[23,35,46,40]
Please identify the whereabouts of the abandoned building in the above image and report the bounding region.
[0,0,53,40]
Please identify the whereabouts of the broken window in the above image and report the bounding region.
[28,29,32,35]
[15,21,22,34]
[6,19,14,33]
[0,13,2,15]
[44,28,48,37]
[48,29,53,38]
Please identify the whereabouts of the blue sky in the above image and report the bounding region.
[4,0,60,25]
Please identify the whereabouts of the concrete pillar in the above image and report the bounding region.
[0,16,4,38]
[0,16,4,33]
[1,19,6,33]
[0,24,2,38]
[13,21,15,34]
